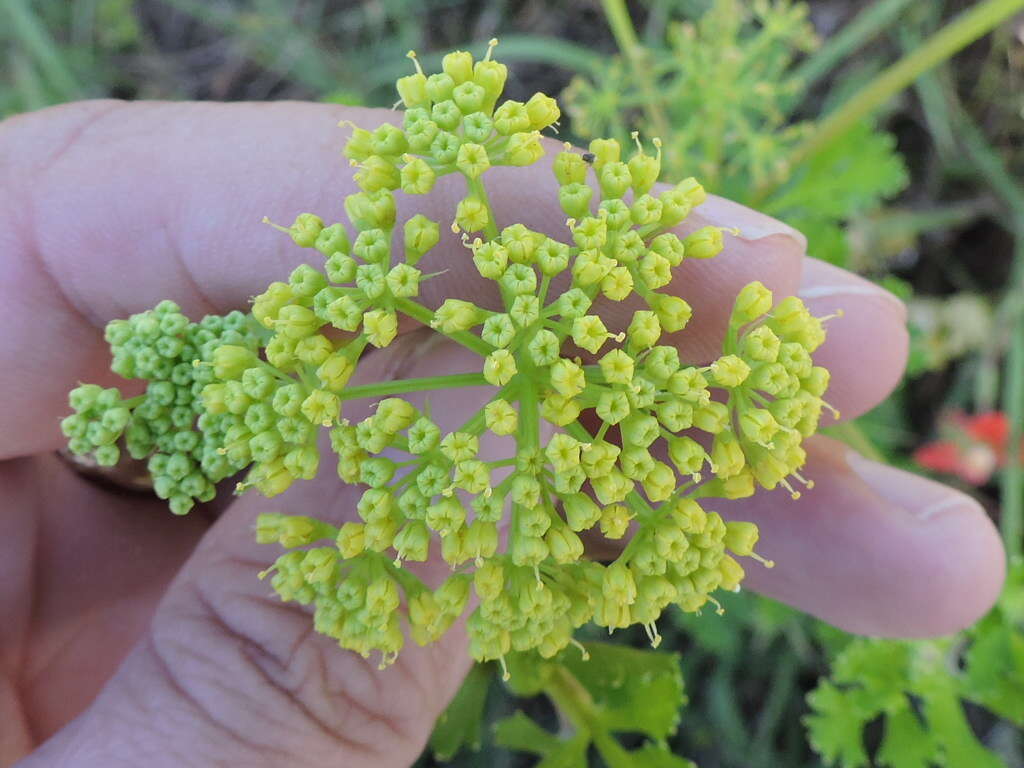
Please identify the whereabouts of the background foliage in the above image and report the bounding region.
[4,0,1023,765]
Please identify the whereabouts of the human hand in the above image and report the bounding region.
[0,101,1005,767]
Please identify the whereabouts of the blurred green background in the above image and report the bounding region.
[4,0,1023,766]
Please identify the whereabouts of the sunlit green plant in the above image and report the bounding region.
[563,0,908,266]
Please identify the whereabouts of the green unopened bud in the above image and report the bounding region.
[549,358,585,397]
[509,295,540,327]
[546,525,584,564]
[537,239,571,276]
[473,58,507,110]
[525,92,559,129]
[676,177,707,207]
[213,345,258,380]
[481,313,515,347]
[563,493,601,531]
[630,195,663,227]
[710,354,751,388]
[456,142,491,179]
[403,214,439,264]
[471,241,508,279]
[300,389,340,427]
[740,408,779,445]
[683,226,726,259]
[724,520,761,556]
[527,329,559,366]
[432,299,480,333]
[571,315,611,355]
[627,136,661,195]
[355,156,400,192]
[345,190,396,230]
[343,127,373,162]
[502,131,545,166]
[500,223,542,265]
[742,326,781,362]
[395,520,431,562]
[554,151,588,185]
[474,561,505,600]
[602,561,637,605]
[462,112,494,144]
[314,222,350,256]
[483,349,517,386]
[694,401,730,434]
[484,398,518,435]
[453,81,486,114]
[638,252,672,289]
[599,503,633,539]
[386,263,422,298]
[559,182,593,219]
[649,233,686,266]
[804,366,831,398]
[628,310,661,349]
[602,266,633,301]
[400,157,436,195]
[396,68,429,108]
[599,162,632,199]
[711,430,745,479]
[364,309,398,349]
[588,138,620,170]
[732,281,773,325]
[371,123,409,156]
[599,349,634,385]
[408,417,440,453]
[455,196,490,233]
[442,50,474,84]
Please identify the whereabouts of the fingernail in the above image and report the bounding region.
[799,260,907,322]
[696,195,807,246]
[845,449,984,523]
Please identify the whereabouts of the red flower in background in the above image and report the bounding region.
[914,411,1020,486]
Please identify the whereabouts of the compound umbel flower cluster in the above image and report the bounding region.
[63,41,835,672]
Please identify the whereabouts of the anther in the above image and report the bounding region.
[498,655,510,681]
[406,49,424,76]
[261,216,289,234]
[570,638,590,660]
[751,552,775,569]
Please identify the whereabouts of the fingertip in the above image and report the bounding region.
[843,449,1006,636]
[722,436,1006,638]
[799,259,909,422]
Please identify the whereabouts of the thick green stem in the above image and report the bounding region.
[517,376,540,452]
[393,298,493,356]
[339,372,489,401]
[601,0,671,142]
[793,0,919,87]
[1003,275,1024,557]
[466,176,500,240]
[953,106,1024,557]
[544,665,634,768]
[758,0,1024,203]
[5,0,84,100]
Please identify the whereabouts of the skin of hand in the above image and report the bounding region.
[0,100,1006,768]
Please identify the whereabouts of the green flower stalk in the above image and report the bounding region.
[63,41,836,674]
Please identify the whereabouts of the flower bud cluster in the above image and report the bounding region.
[62,301,260,514]
[64,42,835,671]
